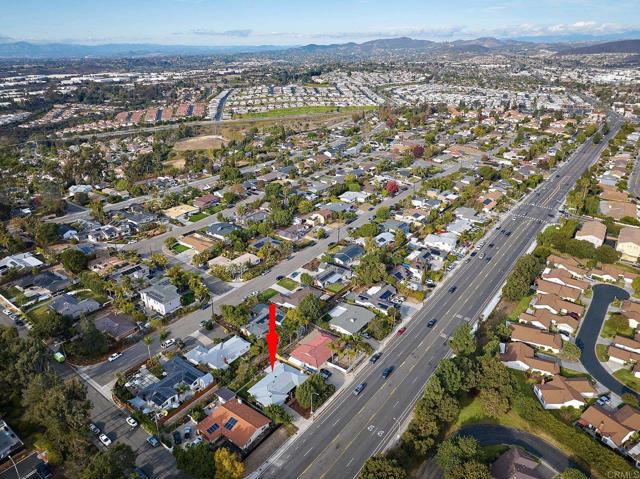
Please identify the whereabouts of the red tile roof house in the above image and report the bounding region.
[541,267,589,292]
[622,300,640,329]
[533,375,595,409]
[500,342,559,377]
[532,293,584,318]
[613,335,640,355]
[607,344,640,365]
[546,255,587,279]
[578,405,640,450]
[509,323,562,354]
[535,278,581,302]
[288,329,335,372]
[196,398,271,452]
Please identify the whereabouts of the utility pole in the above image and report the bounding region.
[8,455,21,479]
[310,392,320,420]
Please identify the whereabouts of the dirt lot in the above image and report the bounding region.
[243,427,290,474]
[173,134,227,151]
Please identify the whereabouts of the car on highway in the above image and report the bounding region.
[99,434,112,447]
[126,417,138,428]
[320,368,332,380]
[173,430,182,445]
[161,338,176,349]
[448,286,457,293]
[353,383,366,395]
[146,436,160,447]
[89,423,101,435]
[488,243,494,248]
[107,352,122,362]
[470,251,477,257]
[478,253,485,260]
[369,352,382,364]
[427,319,437,328]
[396,327,407,336]
[505,231,512,236]
[382,367,394,379]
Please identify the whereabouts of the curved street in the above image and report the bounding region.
[576,283,632,396]
[420,424,582,479]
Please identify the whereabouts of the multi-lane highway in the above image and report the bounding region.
[256,118,621,479]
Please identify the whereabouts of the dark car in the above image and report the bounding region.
[567,312,580,320]
[353,383,366,395]
[470,251,477,257]
[89,422,101,436]
[396,327,407,336]
[382,367,394,379]
[132,468,150,479]
[427,319,437,328]
[173,431,182,445]
[184,426,192,440]
[488,243,494,248]
[147,436,160,447]
[276,275,284,280]
[369,352,382,364]
[505,231,512,237]
[448,286,457,293]
[320,368,332,380]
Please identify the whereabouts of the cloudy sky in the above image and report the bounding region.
[2,0,639,45]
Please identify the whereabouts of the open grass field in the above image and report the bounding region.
[173,134,227,151]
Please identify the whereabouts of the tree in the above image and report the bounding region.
[436,435,481,475]
[71,317,110,359]
[174,443,215,479]
[297,294,324,323]
[143,336,154,360]
[295,374,335,409]
[376,206,391,221]
[35,222,59,246]
[263,404,292,424]
[621,392,640,408]
[386,180,399,196]
[89,200,106,223]
[359,455,406,479]
[81,443,136,479]
[479,387,509,418]
[300,272,314,287]
[60,249,89,273]
[556,469,588,479]
[449,323,476,356]
[355,252,387,286]
[214,447,244,479]
[503,254,543,302]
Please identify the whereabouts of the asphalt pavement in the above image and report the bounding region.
[253,118,621,479]
[575,283,632,397]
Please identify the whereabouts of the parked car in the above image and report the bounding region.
[35,463,52,479]
[161,338,176,349]
[353,383,366,396]
[427,319,437,328]
[89,423,101,435]
[478,253,485,260]
[173,430,182,445]
[126,417,138,428]
[382,367,394,379]
[107,352,122,362]
[396,327,406,336]
[146,436,160,447]
[192,437,203,446]
[596,395,611,406]
[99,434,112,447]
[184,426,192,440]
[320,368,332,380]
[369,352,382,364]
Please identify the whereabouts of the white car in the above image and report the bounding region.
[99,434,112,447]
[161,338,175,349]
[108,352,122,362]
[126,417,138,428]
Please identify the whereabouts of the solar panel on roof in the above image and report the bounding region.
[224,417,238,430]
[206,423,219,434]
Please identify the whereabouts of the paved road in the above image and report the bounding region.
[420,424,581,479]
[253,117,621,479]
[628,154,640,199]
[0,452,44,479]
[576,283,633,397]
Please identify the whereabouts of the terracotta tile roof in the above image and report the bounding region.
[289,329,334,369]
[533,293,584,317]
[509,323,562,351]
[535,279,581,301]
[580,405,635,447]
[196,399,271,449]
[500,342,559,375]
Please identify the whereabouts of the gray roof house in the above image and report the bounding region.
[140,280,181,316]
[247,362,308,407]
[334,243,365,267]
[207,222,240,241]
[49,294,101,319]
[0,419,23,461]
[328,303,376,336]
[349,284,397,315]
[15,271,71,296]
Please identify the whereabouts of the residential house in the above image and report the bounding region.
[509,323,562,353]
[241,304,285,338]
[328,303,376,336]
[617,227,640,262]
[491,447,546,479]
[207,222,240,241]
[247,362,308,407]
[0,252,43,276]
[622,300,640,329]
[314,264,351,289]
[0,419,23,461]
[535,279,581,302]
[94,310,138,341]
[576,221,607,247]
[185,336,250,370]
[532,293,584,318]
[600,201,636,220]
[422,232,457,253]
[163,204,200,222]
[334,244,365,267]
[541,268,589,293]
[500,342,560,376]
[607,344,640,365]
[193,193,219,209]
[350,284,397,315]
[140,280,181,316]
[533,375,595,409]
[579,405,640,450]
[546,255,587,278]
[49,293,100,319]
[196,399,271,451]
[14,271,71,297]
[289,329,335,372]
[271,287,323,310]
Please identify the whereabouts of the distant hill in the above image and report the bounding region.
[559,39,640,55]
[0,41,287,59]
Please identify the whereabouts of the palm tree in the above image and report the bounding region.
[143,336,154,361]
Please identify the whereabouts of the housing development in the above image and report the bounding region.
[2,4,640,479]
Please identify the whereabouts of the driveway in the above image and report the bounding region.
[420,424,582,479]
[576,283,632,397]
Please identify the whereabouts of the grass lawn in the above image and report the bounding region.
[595,344,610,362]
[237,105,376,119]
[277,277,298,291]
[258,288,278,302]
[325,283,345,294]
[560,367,591,379]
[613,368,640,392]
[26,300,53,324]
[75,289,108,305]
[172,244,190,254]
[189,212,209,222]
[451,394,530,431]
[602,315,635,338]
[506,294,534,321]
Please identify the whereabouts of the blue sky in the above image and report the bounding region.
[1,0,639,45]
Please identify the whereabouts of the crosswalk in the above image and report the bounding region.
[510,212,553,223]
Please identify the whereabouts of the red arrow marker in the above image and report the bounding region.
[266,303,279,371]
